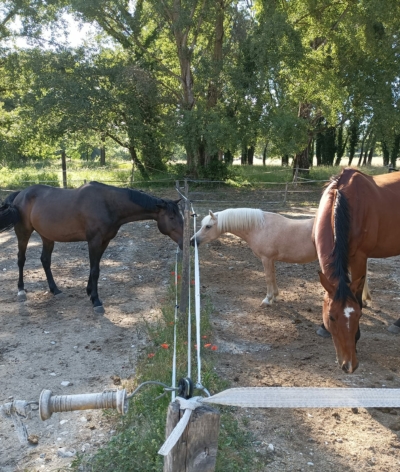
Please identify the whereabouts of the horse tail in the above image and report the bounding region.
[3,190,20,205]
[0,201,21,233]
[330,189,352,302]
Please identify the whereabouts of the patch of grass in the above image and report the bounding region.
[71,278,264,472]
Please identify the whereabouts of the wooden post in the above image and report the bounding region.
[163,401,220,472]
[179,179,190,315]
[61,149,67,188]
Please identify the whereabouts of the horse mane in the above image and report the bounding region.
[88,181,180,216]
[202,208,265,233]
[327,173,354,304]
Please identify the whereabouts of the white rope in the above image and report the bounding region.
[201,387,400,408]
[171,247,179,402]
[158,396,204,456]
[193,210,202,388]
[187,230,192,380]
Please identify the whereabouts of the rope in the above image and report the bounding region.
[193,209,202,389]
[171,247,179,402]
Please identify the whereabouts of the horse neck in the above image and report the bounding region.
[117,198,159,225]
[219,222,254,243]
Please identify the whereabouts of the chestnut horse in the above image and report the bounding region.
[313,167,400,373]
[191,208,371,306]
[0,182,183,314]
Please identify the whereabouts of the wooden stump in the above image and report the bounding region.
[163,401,220,472]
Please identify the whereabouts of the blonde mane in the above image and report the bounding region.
[202,208,265,233]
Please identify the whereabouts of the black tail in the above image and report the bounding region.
[3,191,20,205]
[0,202,20,233]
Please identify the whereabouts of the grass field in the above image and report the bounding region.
[0,157,390,191]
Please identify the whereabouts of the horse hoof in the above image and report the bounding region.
[316,326,331,338]
[53,289,62,296]
[387,324,400,334]
[17,290,27,302]
[260,298,272,306]
[93,305,105,315]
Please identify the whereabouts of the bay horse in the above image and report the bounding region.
[0,182,183,314]
[191,208,371,306]
[313,167,400,373]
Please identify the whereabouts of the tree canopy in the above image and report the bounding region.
[1,0,400,175]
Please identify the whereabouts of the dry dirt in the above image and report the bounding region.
[0,217,177,472]
[1,202,400,472]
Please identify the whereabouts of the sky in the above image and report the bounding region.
[5,13,97,50]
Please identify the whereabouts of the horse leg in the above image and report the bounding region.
[15,226,32,302]
[40,237,61,295]
[87,238,109,315]
[260,257,278,306]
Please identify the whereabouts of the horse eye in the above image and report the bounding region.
[329,315,335,322]
[205,225,212,229]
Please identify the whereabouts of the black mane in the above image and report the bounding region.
[88,181,180,216]
[127,188,180,216]
[328,179,354,304]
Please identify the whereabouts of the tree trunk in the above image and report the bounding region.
[390,134,400,169]
[241,145,248,165]
[204,0,225,168]
[292,102,312,175]
[262,144,267,165]
[366,138,376,165]
[382,141,390,166]
[247,145,254,165]
[100,136,106,166]
[348,121,359,166]
[282,154,289,166]
[129,146,148,178]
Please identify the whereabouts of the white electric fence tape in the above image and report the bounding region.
[201,387,400,408]
[193,211,202,388]
[159,387,400,455]
[158,396,204,456]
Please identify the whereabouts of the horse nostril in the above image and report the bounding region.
[341,362,351,373]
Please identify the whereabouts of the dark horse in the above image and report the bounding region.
[0,182,183,314]
[313,168,400,373]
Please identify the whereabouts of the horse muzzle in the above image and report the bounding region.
[340,359,359,374]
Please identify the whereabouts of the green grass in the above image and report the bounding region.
[71,280,264,472]
[0,157,390,191]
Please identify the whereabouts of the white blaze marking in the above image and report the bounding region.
[344,306,354,330]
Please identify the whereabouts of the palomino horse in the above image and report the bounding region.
[0,182,183,314]
[191,208,371,306]
[313,167,400,373]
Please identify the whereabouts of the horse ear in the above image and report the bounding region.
[156,202,167,209]
[209,210,216,220]
[318,271,335,295]
[350,275,365,295]
[174,199,181,205]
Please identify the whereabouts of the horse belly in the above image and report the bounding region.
[32,214,86,242]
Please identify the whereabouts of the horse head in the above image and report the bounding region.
[156,199,183,249]
[190,210,220,247]
[319,271,365,373]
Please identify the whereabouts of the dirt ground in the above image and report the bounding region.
[0,216,177,471]
[1,197,400,471]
